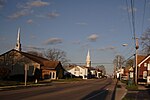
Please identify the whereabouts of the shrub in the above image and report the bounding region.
[0,67,11,80]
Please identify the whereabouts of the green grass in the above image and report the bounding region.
[0,81,24,86]
[126,84,138,91]
[0,78,83,86]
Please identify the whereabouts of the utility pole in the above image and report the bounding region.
[25,64,28,86]
[135,38,139,84]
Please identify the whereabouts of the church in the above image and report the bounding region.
[0,28,65,81]
[64,49,103,79]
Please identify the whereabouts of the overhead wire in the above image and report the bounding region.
[123,0,147,62]
[130,0,136,46]
[123,0,136,61]
[125,0,132,36]
[141,0,147,34]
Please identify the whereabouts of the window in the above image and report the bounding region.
[143,71,147,79]
[75,67,80,71]
[144,63,147,67]
[148,63,150,70]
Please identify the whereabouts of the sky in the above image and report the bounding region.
[0,0,150,74]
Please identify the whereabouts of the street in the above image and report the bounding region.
[0,78,116,100]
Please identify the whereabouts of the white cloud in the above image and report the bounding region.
[28,0,49,7]
[24,45,44,51]
[88,34,99,42]
[18,0,50,9]
[44,38,63,45]
[76,22,88,26]
[9,0,50,20]
[8,9,30,19]
[47,12,60,19]
[98,46,116,51]
[27,19,33,24]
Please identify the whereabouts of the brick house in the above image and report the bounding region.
[138,55,150,84]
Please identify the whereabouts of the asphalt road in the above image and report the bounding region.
[0,78,116,100]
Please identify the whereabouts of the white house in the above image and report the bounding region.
[67,65,89,79]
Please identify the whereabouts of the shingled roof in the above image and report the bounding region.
[137,55,147,64]
[0,49,61,69]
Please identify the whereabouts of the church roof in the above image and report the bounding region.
[0,49,61,69]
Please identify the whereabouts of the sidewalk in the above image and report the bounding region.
[115,80,127,100]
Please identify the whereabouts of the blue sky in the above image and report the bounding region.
[0,0,150,74]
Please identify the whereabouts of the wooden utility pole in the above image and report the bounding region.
[25,64,28,86]
[135,38,139,84]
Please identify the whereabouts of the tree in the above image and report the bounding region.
[27,51,43,57]
[44,48,69,65]
[96,65,106,75]
[141,28,150,55]
[126,59,134,67]
[113,55,125,68]
[0,67,11,80]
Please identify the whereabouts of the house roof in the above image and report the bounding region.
[138,54,150,67]
[0,49,61,69]
[64,65,87,71]
[137,55,147,64]
[42,61,60,69]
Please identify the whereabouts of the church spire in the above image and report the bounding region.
[86,49,91,67]
[15,27,21,51]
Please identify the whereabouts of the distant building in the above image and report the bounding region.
[65,65,89,79]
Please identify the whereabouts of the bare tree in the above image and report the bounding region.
[141,28,150,55]
[113,55,125,68]
[126,59,134,67]
[44,48,69,65]
[27,51,43,57]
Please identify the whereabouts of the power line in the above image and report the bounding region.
[130,0,136,41]
[141,0,147,34]
[125,0,132,35]
[68,62,113,65]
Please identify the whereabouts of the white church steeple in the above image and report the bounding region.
[86,49,91,67]
[15,27,21,51]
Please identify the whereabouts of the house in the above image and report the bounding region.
[89,67,97,78]
[138,55,150,84]
[123,66,134,80]
[96,69,103,78]
[0,49,64,81]
[64,65,89,79]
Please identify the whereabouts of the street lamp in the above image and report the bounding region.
[122,44,128,47]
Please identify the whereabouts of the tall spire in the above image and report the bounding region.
[15,27,21,51]
[86,49,91,67]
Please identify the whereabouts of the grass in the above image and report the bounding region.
[0,80,25,86]
[126,83,138,91]
[0,78,83,86]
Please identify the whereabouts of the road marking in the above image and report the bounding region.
[86,89,108,100]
